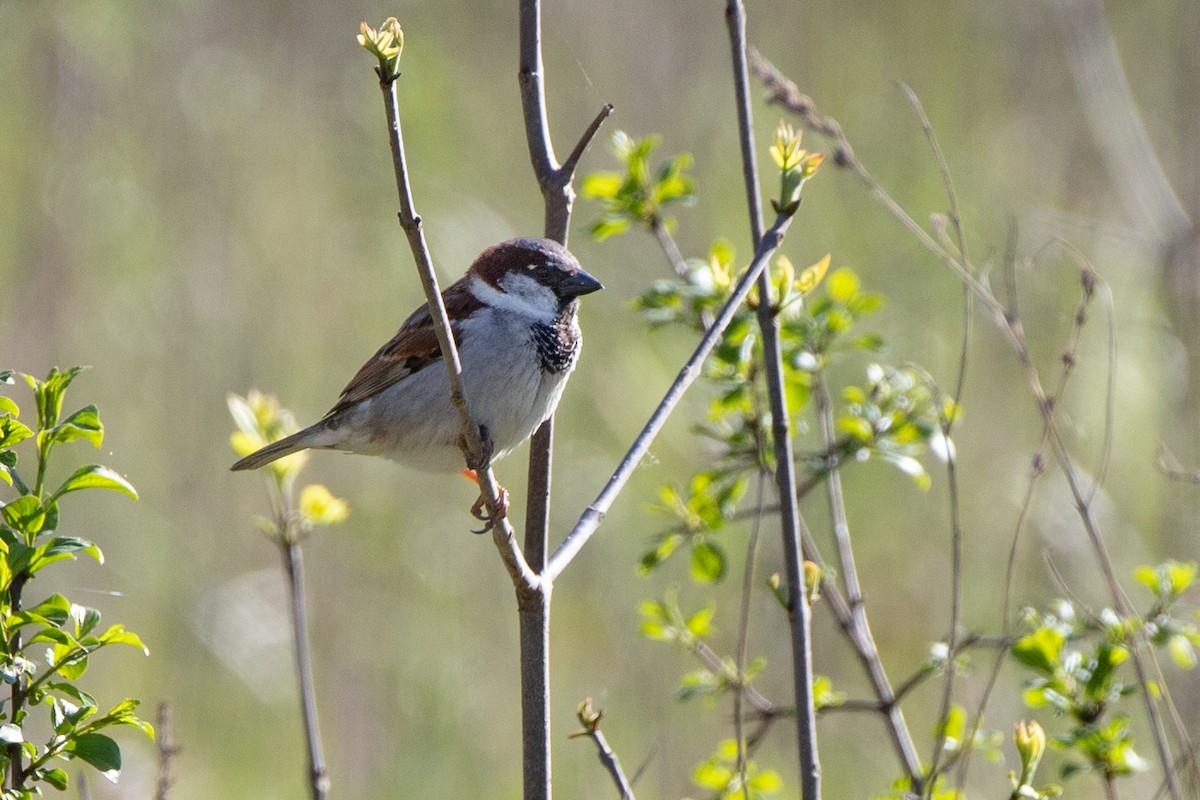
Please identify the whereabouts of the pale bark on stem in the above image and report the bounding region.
[813,376,923,789]
[515,4,612,799]
[725,1,819,796]
[281,539,330,800]
[546,211,795,582]
[577,722,636,800]
[375,70,538,589]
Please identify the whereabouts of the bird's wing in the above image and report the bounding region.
[324,276,483,417]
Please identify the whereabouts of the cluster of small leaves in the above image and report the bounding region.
[641,471,748,583]
[826,363,953,491]
[0,368,151,797]
[229,391,349,542]
[1010,564,1200,787]
[691,739,783,799]
[768,122,823,214]
[581,131,695,241]
[357,17,404,77]
[1133,560,1200,668]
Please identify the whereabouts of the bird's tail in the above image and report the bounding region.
[230,426,325,471]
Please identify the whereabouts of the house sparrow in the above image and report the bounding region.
[231,238,602,480]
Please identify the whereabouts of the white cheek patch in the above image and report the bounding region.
[471,273,559,320]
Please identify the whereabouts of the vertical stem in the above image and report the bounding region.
[725,2,819,797]
[517,4,559,798]
[281,539,329,800]
[518,585,553,800]
[813,376,923,788]
[525,422,552,572]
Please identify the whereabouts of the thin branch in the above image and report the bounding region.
[545,211,796,582]
[514,6,612,800]
[650,218,692,281]
[897,83,971,795]
[375,67,534,587]
[734,475,768,798]
[573,700,636,800]
[281,538,329,800]
[813,374,924,789]
[724,3,818,797]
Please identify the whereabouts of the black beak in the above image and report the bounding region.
[559,269,604,298]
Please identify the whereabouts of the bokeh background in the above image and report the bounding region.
[3,0,1199,797]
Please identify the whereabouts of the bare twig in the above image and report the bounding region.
[734,475,768,798]
[650,218,692,281]
[896,83,972,794]
[375,63,538,589]
[514,5,613,800]
[724,4,819,795]
[281,538,329,800]
[572,700,636,800]
[812,374,924,790]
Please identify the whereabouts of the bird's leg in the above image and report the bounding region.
[459,425,507,533]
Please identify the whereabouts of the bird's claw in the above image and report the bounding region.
[470,485,510,534]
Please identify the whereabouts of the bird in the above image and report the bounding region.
[231,238,603,497]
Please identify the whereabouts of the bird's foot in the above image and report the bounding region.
[470,485,510,534]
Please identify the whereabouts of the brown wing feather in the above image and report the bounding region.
[324,276,484,417]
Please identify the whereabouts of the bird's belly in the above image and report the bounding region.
[342,337,568,473]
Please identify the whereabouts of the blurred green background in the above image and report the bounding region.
[3,0,1199,797]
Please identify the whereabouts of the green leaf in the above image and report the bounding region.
[65,732,121,781]
[40,768,69,790]
[98,625,150,655]
[639,533,683,574]
[685,602,716,638]
[590,217,631,241]
[690,540,726,584]
[749,769,783,792]
[71,604,102,638]
[827,268,861,303]
[1168,634,1196,669]
[1167,561,1198,597]
[27,627,75,648]
[580,172,623,200]
[837,416,873,442]
[693,760,734,791]
[44,405,103,449]
[1,496,44,536]
[0,723,23,743]
[0,416,33,449]
[49,464,138,504]
[1012,627,1065,675]
[27,593,72,625]
[1132,565,1159,595]
[28,536,104,574]
[28,366,90,430]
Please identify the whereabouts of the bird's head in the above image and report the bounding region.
[468,238,603,320]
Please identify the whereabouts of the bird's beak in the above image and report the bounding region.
[560,269,604,298]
